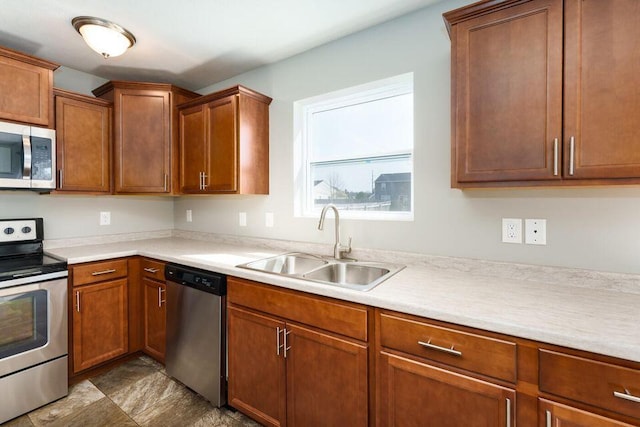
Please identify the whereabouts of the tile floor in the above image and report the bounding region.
[2,356,259,427]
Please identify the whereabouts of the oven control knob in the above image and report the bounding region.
[22,226,32,234]
[4,227,15,235]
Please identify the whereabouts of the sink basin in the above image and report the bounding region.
[239,252,328,275]
[304,263,389,286]
[237,252,404,291]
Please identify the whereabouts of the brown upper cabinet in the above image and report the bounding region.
[445,0,640,188]
[93,81,199,194]
[178,86,271,194]
[0,46,58,127]
[54,88,112,193]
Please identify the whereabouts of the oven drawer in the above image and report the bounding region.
[72,259,128,286]
[539,349,640,420]
[378,312,517,383]
[141,258,165,282]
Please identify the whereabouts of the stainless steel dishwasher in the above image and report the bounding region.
[165,263,227,407]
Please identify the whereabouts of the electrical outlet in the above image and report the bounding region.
[502,218,522,244]
[99,211,111,226]
[239,212,247,227]
[265,212,274,228]
[186,210,193,222]
[525,219,547,245]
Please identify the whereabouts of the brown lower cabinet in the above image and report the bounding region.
[227,277,369,427]
[377,351,515,426]
[539,399,637,427]
[142,277,166,362]
[72,278,128,373]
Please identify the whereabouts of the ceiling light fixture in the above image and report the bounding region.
[72,16,136,59]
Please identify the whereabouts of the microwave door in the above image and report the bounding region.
[29,127,56,190]
[0,122,30,188]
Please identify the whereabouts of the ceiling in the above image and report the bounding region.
[0,0,442,91]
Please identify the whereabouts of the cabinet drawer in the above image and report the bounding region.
[539,349,640,420]
[141,258,165,282]
[72,259,128,286]
[379,312,516,383]
[228,277,368,341]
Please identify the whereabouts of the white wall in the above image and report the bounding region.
[0,66,174,239]
[175,0,640,275]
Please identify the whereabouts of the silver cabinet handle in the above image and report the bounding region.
[144,267,159,273]
[91,269,116,276]
[163,173,168,191]
[569,136,575,175]
[418,339,462,357]
[506,397,511,427]
[22,133,32,179]
[158,287,165,307]
[76,291,80,312]
[202,173,208,190]
[198,172,202,190]
[284,329,291,358]
[58,169,63,188]
[553,138,559,176]
[276,327,283,356]
[545,410,552,427]
[614,390,640,404]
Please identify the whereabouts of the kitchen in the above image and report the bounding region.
[0,0,639,426]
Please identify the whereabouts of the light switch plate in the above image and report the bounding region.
[239,212,247,227]
[186,210,193,222]
[525,219,546,245]
[502,218,522,244]
[265,212,274,228]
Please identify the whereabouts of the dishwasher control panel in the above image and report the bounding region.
[165,264,227,296]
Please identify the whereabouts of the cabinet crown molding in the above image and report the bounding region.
[443,0,535,35]
[0,45,59,70]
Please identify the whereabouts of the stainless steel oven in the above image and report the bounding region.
[0,120,56,190]
[0,218,68,424]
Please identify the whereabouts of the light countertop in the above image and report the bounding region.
[47,234,640,363]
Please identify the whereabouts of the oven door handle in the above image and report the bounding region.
[22,133,32,180]
[13,271,42,278]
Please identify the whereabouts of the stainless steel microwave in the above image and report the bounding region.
[0,121,56,190]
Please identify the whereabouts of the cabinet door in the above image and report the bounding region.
[452,0,563,184]
[205,95,238,192]
[0,54,52,126]
[72,279,128,373]
[539,399,636,427]
[179,104,206,193]
[377,351,515,427]
[55,95,111,193]
[142,278,166,362]
[564,0,640,179]
[114,89,170,193]
[228,306,286,427]
[286,323,368,427]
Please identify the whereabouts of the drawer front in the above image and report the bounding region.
[379,312,516,383]
[539,349,640,420]
[228,277,368,341]
[141,258,165,282]
[72,259,128,286]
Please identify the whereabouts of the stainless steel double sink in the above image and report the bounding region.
[237,252,404,291]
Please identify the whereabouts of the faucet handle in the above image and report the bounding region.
[342,237,352,255]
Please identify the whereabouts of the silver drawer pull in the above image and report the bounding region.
[144,267,160,273]
[506,397,511,427]
[553,138,558,176]
[545,410,552,427]
[76,291,80,312]
[418,339,462,357]
[614,389,640,404]
[91,269,117,276]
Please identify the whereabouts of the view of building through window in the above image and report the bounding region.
[298,74,414,218]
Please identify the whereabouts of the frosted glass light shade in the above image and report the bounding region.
[72,17,136,58]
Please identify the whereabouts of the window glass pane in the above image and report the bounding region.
[311,156,412,212]
[310,93,413,162]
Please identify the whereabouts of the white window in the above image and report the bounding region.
[294,74,414,220]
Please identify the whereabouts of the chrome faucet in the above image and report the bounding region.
[318,204,352,259]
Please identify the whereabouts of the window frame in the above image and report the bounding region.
[293,73,414,221]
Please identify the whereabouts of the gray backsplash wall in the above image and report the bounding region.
[175,0,640,275]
